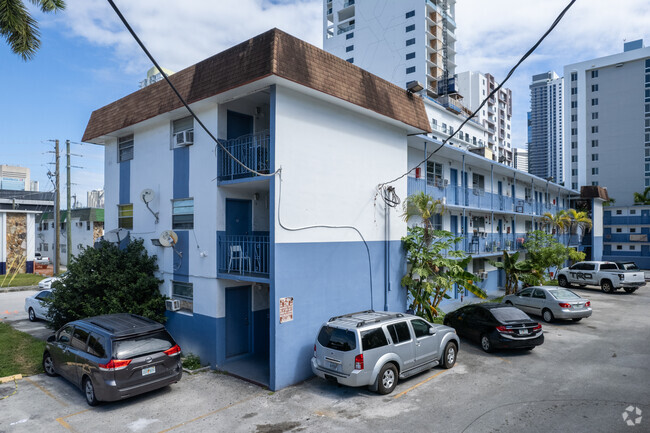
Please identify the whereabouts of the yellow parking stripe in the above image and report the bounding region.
[24,377,68,407]
[55,409,91,432]
[393,370,447,399]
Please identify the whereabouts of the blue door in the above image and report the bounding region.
[226,199,252,236]
[497,181,503,210]
[449,169,458,205]
[226,286,251,358]
[227,110,254,140]
[450,215,458,250]
[463,172,469,206]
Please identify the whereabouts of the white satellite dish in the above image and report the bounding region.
[141,189,155,204]
[105,228,129,243]
[159,230,178,247]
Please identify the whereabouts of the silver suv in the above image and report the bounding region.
[311,310,459,394]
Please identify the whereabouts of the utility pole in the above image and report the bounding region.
[54,140,61,275]
[66,139,72,266]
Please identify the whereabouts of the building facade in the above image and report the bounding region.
[564,40,650,204]
[528,71,564,183]
[457,71,513,165]
[514,148,528,172]
[603,205,650,269]
[0,165,31,191]
[87,189,105,208]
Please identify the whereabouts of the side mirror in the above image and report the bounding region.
[428,327,436,335]
[47,335,56,343]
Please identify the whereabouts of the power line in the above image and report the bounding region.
[377,0,577,204]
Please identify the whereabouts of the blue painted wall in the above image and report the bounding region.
[26,261,34,274]
[165,311,221,368]
[271,240,406,390]
[592,235,603,262]
[119,160,130,204]
[253,309,270,357]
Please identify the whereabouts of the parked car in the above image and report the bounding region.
[35,252,51,265]
[38,272,66,289]
[311,310,459,394]
[43,314,182,406]
[556,261,645,293]
[443,304,543,352]
[503,286,592,323]
[24,289,53,321]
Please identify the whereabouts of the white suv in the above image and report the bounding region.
[311,310,459,394]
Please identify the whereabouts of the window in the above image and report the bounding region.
[591,140,599,147]
[571,87,577,95]
[118,134,134,162]
[87,333,107,358]
[572,169,578,176]
[571,155,577,162]
[571,128,577,135]
[57,326,73,344]
[346,58,354,63]
[405,10,415,18]
[172,198,194,229]
[591,98,598,106]
[592,112,598,119]
[532,289,546,299]
[591,126,599,133]
[616,245,622,250]
[591,70,598,78]
[630,209,636,214]
[318,326,356,351]
[406,66,415,74]
[630,228,636,233]
[86,221,91,231]
[616,228,622,233]
[472,173,485,192]
[571,72,577,81]
[387,322,412,344]
[406,38,415,46]
[571,101,578,108]
[172,117,193,148]
[118,204,133,230]
[411,319,432,338]
[591,84,599,92]
[172,281,193,301]
[426,161,443,186]
[592,154,598,161]
[61,244,66,254]
[71,327,89,351]
[346,32,354,40]
[406,24,415,32]
[406,52,415,60]
[591,181,599,186]
[616,210,622,215]
[346,45,353,52]
[361,328,388,350]
[571,141,577,149]
[571,114,577,122]
[592,167,599,175]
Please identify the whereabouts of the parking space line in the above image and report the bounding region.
[55,409,90,432]
[496,356,511,364]
[24,377,69,407]
[393,370,446,399]
[157,393,264,433]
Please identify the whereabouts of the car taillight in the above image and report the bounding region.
[314,344,317,354]
[585,301,591,307]
[496,325,514,333]
[532,324,542,331]
[354,354,364,370]
[98,359,132,371]
[164,344,181,356]
[558,302,571,308]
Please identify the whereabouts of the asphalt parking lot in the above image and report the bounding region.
[1,285,649,433]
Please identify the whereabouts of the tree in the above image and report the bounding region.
[633,186,650,205]
[489,251,541,295]
[402,191,445,246]
[565,209,592,246]
[523,230,571,280]
[0,0,65,61]
[47,239,167,330]
[540,210,569,238]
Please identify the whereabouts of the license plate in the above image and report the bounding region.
[329,362,339,370]
[520,329,529,335]
[142,366,156,376]
[575,303,583,308]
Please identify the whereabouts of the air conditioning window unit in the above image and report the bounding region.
[165,299,181,311]
[174,129,194,147]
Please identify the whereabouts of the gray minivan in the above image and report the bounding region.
[43,314,183,405]
[311,310,459,394]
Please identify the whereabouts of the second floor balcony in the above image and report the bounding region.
[217,233,270,281]
[217,130,270,182]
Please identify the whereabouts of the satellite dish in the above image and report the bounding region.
[105,228,129,243]
[159,230,178,247]
[141,189,155,204]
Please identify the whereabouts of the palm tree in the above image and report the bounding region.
[566,209,592,246]
[489,251,540,295]
[402,191,445,245]
[540,210,570,239]
[0,0,65,61]
[633,187,650,205]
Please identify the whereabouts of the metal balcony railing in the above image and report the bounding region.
[217,130,270,181]
[217,233,270,278]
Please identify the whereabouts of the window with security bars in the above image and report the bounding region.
[426,161,443,186]
[118,135,134,162]
[172,198,194,229]
[118,204,133,230]
[172,281,193,300]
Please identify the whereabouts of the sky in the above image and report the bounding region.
[1,0,648,206]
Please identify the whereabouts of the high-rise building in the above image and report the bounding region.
[528,71,564,183]
[457,71,513,165]
[514,148,528,172]
[0,165,30,191]
[323,0,458,99]
[87,189,105,208]
[564,40,650,205]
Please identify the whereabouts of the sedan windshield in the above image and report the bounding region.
[548,289,581,300]
[491,307,531,323]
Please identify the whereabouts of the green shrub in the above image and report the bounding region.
[182,353,202,370]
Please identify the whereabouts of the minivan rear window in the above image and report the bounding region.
[361,328,388,350]
[113,331,175,359]
[318,326,356,352]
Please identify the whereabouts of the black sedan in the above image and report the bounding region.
[443,304,544,352]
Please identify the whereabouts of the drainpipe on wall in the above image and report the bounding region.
[384,198,390,312]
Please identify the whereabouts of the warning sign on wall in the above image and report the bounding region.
[279,297,293,323]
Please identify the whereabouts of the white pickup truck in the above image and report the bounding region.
[557,261,645,294]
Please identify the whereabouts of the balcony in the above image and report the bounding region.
[337,22,355,34]
[217,130,270,182]
[217,233,270,280]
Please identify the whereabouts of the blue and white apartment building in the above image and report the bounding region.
[84,29,580,391]
[603,206,650,269]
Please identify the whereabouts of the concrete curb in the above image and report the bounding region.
[0,286,38,293]
[0,374,23,384]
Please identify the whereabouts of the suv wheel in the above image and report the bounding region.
[43,352,58,377]
[601,280,614,294]
[558,275,569,288]
[83,377,99,406]
[377,363,398,395]
[442,342,457,369]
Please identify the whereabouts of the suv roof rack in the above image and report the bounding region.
[328,310,405,328]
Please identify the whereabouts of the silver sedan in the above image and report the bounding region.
[503,286,592,323]
[24,289,53,322]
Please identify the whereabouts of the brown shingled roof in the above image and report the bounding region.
[83,28,431,142]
